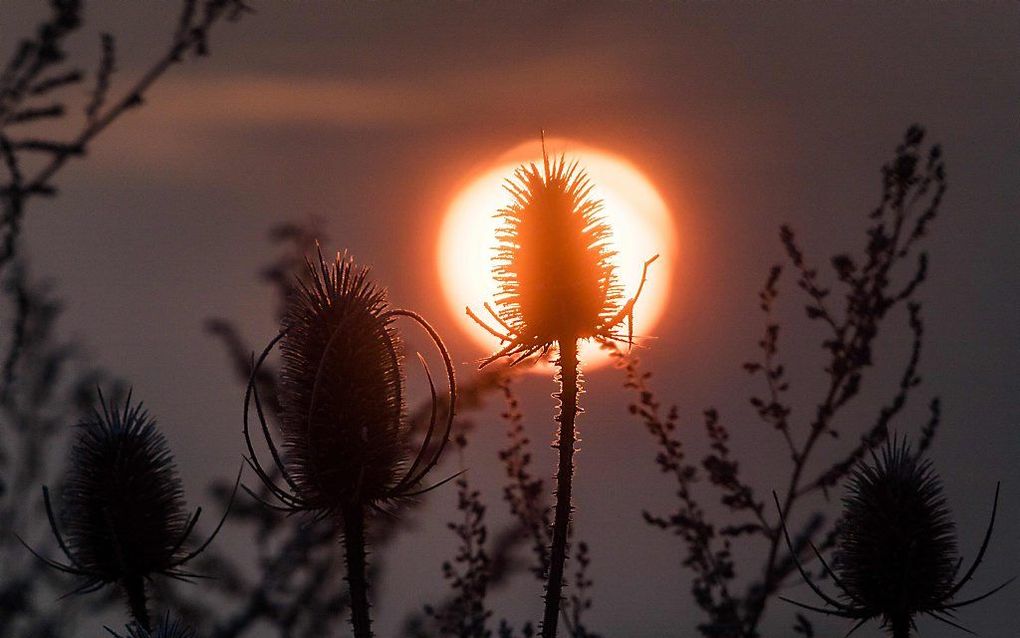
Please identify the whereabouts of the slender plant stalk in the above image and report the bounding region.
[342,504,372,638]
[542,337,579,637]
[121,575,151,632]
[892,615,910,638]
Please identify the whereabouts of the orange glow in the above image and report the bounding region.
[438,138,677,372]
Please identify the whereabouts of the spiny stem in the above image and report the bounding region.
[542,337,579,638]
[891,614,910,638]
[342,504,373,638]
[121,574,150,632]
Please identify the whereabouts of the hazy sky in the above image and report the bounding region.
[4,2,1019,636]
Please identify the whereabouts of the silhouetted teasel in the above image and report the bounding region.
[20,390,238,632]
[244,249,457,638]
[467,134,656,638]
[106,613,196,638]
[775,439,1012,637]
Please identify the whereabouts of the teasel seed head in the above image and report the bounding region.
[22,389,237,602]
[467,134,657,367]
[244,248,457,518]
[497,146,618,339]
[59,392,190,582]
[776,437,1012,636]
[279,249,405,510]
[835,440,958,622]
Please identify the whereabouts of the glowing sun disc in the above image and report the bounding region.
[437,138,677,372]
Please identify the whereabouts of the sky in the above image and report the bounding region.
[3,2,1019,636]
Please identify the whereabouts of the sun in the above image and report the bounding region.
[437,138,677,372]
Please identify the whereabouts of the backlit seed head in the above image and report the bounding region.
[494,148,621,346]
[835,440,957,619]
[61,395,190,583]
[278,251,406,511]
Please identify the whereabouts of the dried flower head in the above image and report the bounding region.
[468,136,657,366]
[244,248,457,516]
[22,390,235,627]
[24,391,229,587]
[777,439,1011,636]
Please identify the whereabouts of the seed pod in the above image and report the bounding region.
[244,249,457,516]
[835,441,958,624]
[496,150,619,343]
[776,438,1010,637]
[278,251,405,511]
[467,137,657,367]
[60,393,190,583]
[23,390,235,631]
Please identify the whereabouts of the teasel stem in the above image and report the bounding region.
[342,504,372,638]
[891,614,910,638]
[542,337,579,638]
[121,574,151,632]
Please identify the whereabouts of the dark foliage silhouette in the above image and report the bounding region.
[613,126,959,637]
[410,378,600,638]
[776,439,1009,637]
[0,264,121,637]
[1,3,246,634]
[0,0,250,278]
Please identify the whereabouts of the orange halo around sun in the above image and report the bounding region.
[437,138,677,372]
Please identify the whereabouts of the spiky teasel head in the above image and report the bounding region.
[498,147,618,340]
[777,438,1011,636]
[835,440,958,622]
[245,248,456,517]
[61,393,189,580]
[279,250,405,510]
[22,390,235,598]
[467,136,657,367]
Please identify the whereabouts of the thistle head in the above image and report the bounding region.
[489,140,622,357]
[834,440,957,621]
[59,391,190,583]
[777,437,1009,635]
[277,250,407,512]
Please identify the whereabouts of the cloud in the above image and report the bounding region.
[146,49,642,130]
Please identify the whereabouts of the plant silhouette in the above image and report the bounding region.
[776,439,1010,637]
[0,4,1013,635]
[608,125,993,637]
[21,391,236,631]
[468,135,655,637]
[243,249,457,637]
